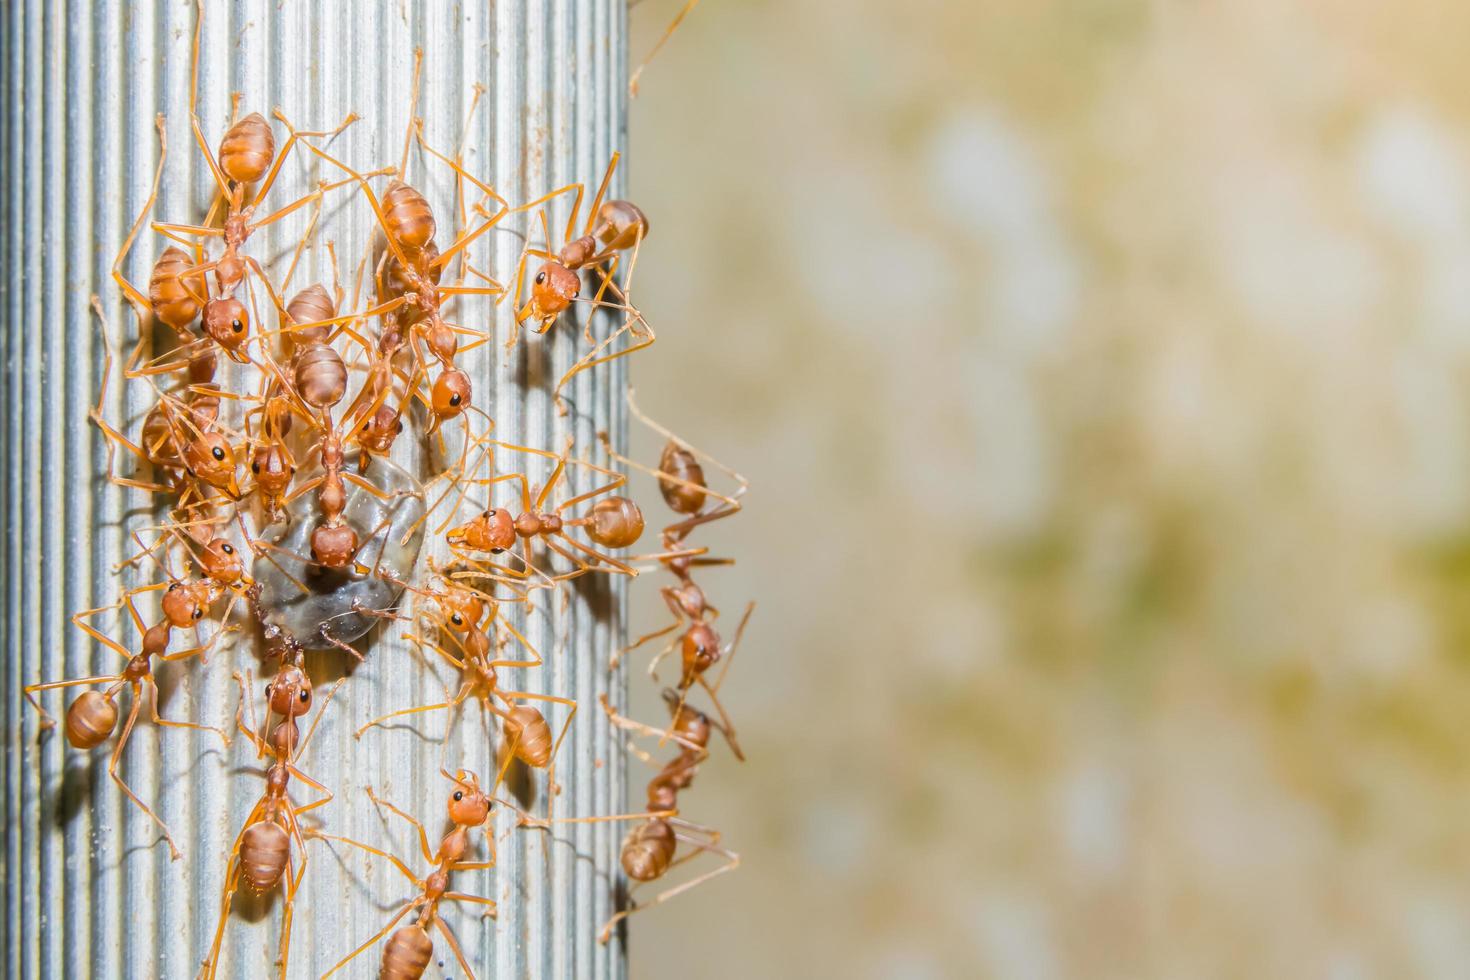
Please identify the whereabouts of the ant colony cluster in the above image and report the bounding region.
[24,6,749,979]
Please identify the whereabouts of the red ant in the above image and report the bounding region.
[444,438,645,584]
[23,581,232,859]
[199,655,339,980]
[311,769,502,979]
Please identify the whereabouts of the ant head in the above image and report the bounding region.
[586,496,644,549]
[266,663,312,717]
[358,404,405,454]
[251,443,294,496]
[442,768,492,827]
[440,588,484,634]
[202,535,244,586]
[530,260,580,318]
[310,523,359,569]
[162,579,210,627]
[202,296,251,361]
[457,507,516,554]
[657,442,708,515]
[430,369,472,423]
[183,432,240,497]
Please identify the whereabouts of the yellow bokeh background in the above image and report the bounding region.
[621,2,1470,976]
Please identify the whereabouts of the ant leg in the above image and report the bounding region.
[308,832,419,885]
[109,692,182,860]
[443,892,499,918]
[614,612,682,668]
[598,693,707,759]
[647,634,680,682]
[627,387,750,496]
[435,201,511,269]
[151,219,225,241]
[487,618,542,670]
[286,128,416,271]
[275,850,305,980]
[71,599,144,659]
[434,917,478,980]
[711,601,755,694]
[556,469,628,512]
[317,900,420,980]
[366,787,436,863]
[555,534,637,578]
[111,115,168,323]
[597,842,739,945]
[297,676,347,756]
[145,675,228,747]
[230,670,268,757]
[354,697,458,740]
[250,169,396,233]
[188,83,234,201]
[249,111,359,208]
[553,322,656,411]
[200,850,245,980]
[22,675,118,731]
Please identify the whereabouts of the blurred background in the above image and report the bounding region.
[621,1,1470,977]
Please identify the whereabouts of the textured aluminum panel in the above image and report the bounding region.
[0,1,630,977]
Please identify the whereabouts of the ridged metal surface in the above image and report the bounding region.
[1,1,630,977]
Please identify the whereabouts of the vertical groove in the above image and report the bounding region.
[6,1,629,977]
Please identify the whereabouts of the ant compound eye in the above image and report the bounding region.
[451,614,464,626]
[491,547,505,555]
[193,607,204,620]
[212,446,226,461]
[449,394,461,406]
[168,582,179,591]
[535,271,546,285]
[299,689,309,702]
[454,791,464,801]
[486,509,496,517]
[231,319,243,333]
[395,419,404,433]
[251,461,260,474]
[221,543,234,555]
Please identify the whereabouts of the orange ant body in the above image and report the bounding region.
[312,770,501,979]
[354,571,577,775]
[200,656,338,980]
[446,440,645,583]
[23,583,231,859]
[526,694,732,944]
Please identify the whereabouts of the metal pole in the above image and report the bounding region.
[1,2,629,977]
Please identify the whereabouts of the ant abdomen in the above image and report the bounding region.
[657,442,707,514]
[382,923,434,980]
[503,704,552,768]
[64,691,118,750]
[217,112,276,185]
[148,247,206,331]
[239,820,291,892]
[587,496,645,549]
[293,343,348,409]
[285,283,336,348]
[383,180,436,252]
[595,200,649,251]
[620,819,676,882]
